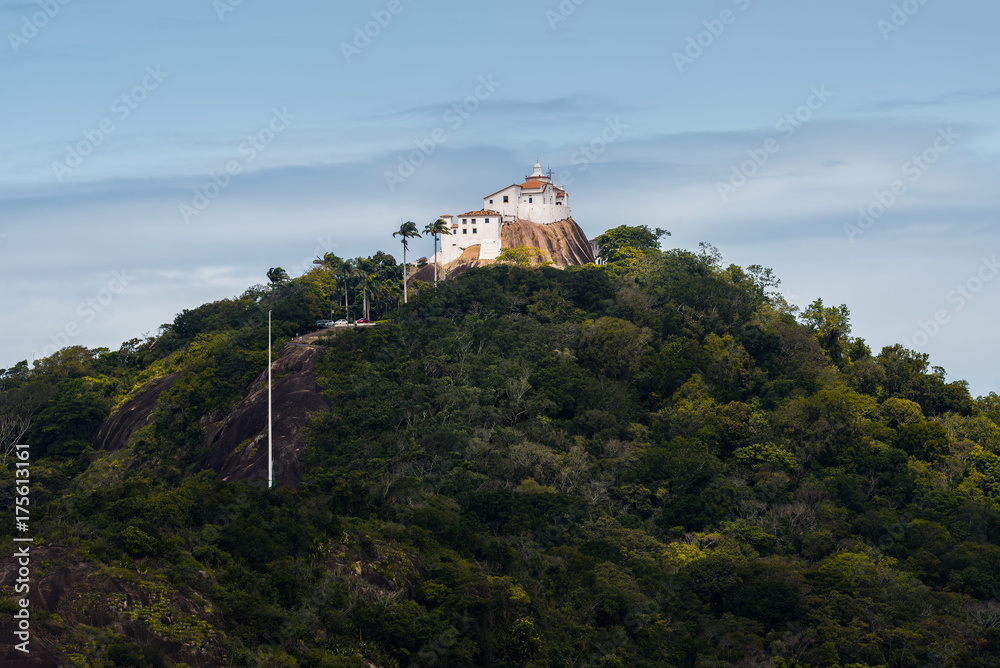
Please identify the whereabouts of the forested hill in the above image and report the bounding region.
[4,237,1000,667]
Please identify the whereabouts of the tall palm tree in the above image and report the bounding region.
[393,221,421,304]
[370,262,400,319]
[339,258,355,321]
[424,218,451,286]
[355,256,377,320]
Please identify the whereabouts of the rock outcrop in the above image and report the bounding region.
[0,546,225,667]
[501,217,595,267]
[410,244,482,282]
[414,217,595,281]
[92,372,182,451]
[91,345,328,488]
[198,344,329,487]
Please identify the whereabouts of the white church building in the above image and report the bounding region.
[437,161,572,264]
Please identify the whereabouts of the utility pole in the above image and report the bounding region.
[268,310,273,489]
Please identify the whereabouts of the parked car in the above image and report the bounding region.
[333,319,349,326]
[356,318,370,324]
[316,320,333,327]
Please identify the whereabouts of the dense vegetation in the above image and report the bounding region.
[3,237,1000,667]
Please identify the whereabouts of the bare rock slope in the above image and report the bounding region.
[92,372,182,451]
[500,218,595,267]
[92,343,328,488]
[0,547,224,667]
[198,344,329,487]
[412,217,595,282]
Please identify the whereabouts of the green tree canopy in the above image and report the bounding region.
[594,224,670,263]
[496,245,550,267]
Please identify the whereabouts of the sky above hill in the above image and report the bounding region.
[1,0,998,395]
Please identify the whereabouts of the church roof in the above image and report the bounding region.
[520,180,548,190]
[483,184,520,199]
[457,209,501,217]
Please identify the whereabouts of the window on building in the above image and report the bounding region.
[489,199,493,204]
[529,197,533,203]
[503,195,509,203]
[462,219,467,225]
[484,218,489,224]
[472,228,477,234]
[472,219,476,224]
[462,229,467,234]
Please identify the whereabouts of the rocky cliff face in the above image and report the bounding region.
[501,218,595,268]
[409,244,483,282]
[92,372,182,451]
[0,546,224,667]
[413,217,594,281]
[91,344,328,487]
[198,344,329,487]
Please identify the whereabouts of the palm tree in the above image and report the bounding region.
[423,218,451,286]
[369,257,401,319]
[312,252,341,271]
[355,256,377,320]
[266,267,289,284]
[339,258,355,321]
[393,221,421,304]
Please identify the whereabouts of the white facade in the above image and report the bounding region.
[482,161,571,225]
[437,161,572,265]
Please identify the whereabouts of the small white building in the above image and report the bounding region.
[437,161,572,263]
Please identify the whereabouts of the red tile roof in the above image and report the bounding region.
[520,180,547,190]
[457,209,501,217]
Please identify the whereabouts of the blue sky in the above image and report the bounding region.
[1,0,998,396]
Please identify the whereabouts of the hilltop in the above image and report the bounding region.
[412,218,596,283]
[2,237,1000,667]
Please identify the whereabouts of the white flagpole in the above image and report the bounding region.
[268,310,273,489]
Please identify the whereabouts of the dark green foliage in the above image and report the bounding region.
[895,421,951,461]
[594,224,669,264]
[23,375,110,460]
[121,525,158,556]
[9,239,1000,667]
[981,393,1000,427]
[104,642,168,668]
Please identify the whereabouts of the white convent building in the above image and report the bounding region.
[436,161,571,264]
